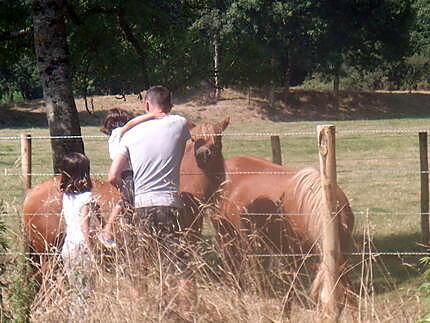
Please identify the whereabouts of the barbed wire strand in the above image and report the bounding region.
[4,167,427,175]
[247,251,430,258]
[2,127,430,141]
[1,168,428,177]
[9,156,422,165]
[4,211,428,217]
[1,251,429,257]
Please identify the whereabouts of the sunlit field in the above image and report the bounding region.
[1,98,429,321]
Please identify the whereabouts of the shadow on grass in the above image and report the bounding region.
[0,102,121,129]
[260,90,430,122]
[2,90,430,129]
[351,231,425,294]
[0,101,47,128]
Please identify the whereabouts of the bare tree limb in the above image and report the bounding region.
[0,27,32,41]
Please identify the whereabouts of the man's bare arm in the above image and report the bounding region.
[119,111,165,137]
[108,154,128,186]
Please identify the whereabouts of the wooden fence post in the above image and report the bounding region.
[317,125,340,322]
[19,133,32,320]
[271,135,282,165]
[419,132,429,245]
[20,134,32,191]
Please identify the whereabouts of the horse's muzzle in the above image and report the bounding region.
[196,147,211,167]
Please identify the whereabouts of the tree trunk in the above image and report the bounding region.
[33,0,84,173]
[283,51,290,103]
[118,7,149,89]
[333,67,340,111]
[268,52,276,111]
[213,35,221,101]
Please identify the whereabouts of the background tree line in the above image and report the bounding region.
[1,0,429,105]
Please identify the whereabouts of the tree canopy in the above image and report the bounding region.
[0,0,428,103]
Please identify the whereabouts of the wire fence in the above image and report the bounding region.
[1,251,430,257]
[1,169,427,177]
[1,127,429,263]
[1,127,430,140]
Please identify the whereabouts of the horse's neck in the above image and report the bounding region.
[205,155,226,200]
[193,153,226,187]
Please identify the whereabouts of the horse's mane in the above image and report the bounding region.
[292,167,324,242]
[190,122,212,136]
[292,167,355,306]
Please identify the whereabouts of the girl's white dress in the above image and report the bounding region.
[61,191,94,319]
[62,191,93,259]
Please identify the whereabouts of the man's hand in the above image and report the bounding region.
[108,154,128,187]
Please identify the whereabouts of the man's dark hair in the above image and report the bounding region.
[100,108,134,135]
[145,85,172,112]
[59,152,93,193]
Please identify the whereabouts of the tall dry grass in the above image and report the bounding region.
[21,215,423,323]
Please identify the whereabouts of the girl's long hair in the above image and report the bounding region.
[59,152,93,193]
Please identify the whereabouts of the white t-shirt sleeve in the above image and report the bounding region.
[109,127,128,158]
[116,138,129,157]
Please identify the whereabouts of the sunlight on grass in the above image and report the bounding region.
[1,116,429,319]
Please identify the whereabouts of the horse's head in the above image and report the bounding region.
[190,117,230,169]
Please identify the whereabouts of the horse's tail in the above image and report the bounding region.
[291,167,355,314]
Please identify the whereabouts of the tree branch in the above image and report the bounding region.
[63,0,82,25]
[63,0,116,26]
[117,7,149,88]
[0,27,32,41]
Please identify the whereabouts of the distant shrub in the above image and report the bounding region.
[302,66,396,92]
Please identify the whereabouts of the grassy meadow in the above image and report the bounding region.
[0,93,429,321]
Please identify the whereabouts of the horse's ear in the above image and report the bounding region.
[187,120,196,130]
[218,116,230,132]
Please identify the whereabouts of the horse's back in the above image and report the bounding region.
[23,177,63,253]
[221,156,354,251]
[223,156,295,212]
[23,177,121,253]
[226,156,287,173]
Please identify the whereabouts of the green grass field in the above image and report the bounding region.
[1,115,429,320]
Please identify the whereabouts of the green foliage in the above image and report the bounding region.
[303,66,390,92]
[0,1,39,102]
[403,54,430,91]
[412,0,430,55]
[8,253,34,323]
[7,213,34,322]
[1,0,430,102]
[0,204,32,322]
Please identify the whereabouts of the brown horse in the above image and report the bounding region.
[178,117,229,236]
[22,117,230,274]
[213,156,355,315]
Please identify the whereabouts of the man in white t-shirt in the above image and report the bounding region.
[107,86,194,311]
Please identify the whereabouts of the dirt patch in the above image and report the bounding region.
[2,88,430,128]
